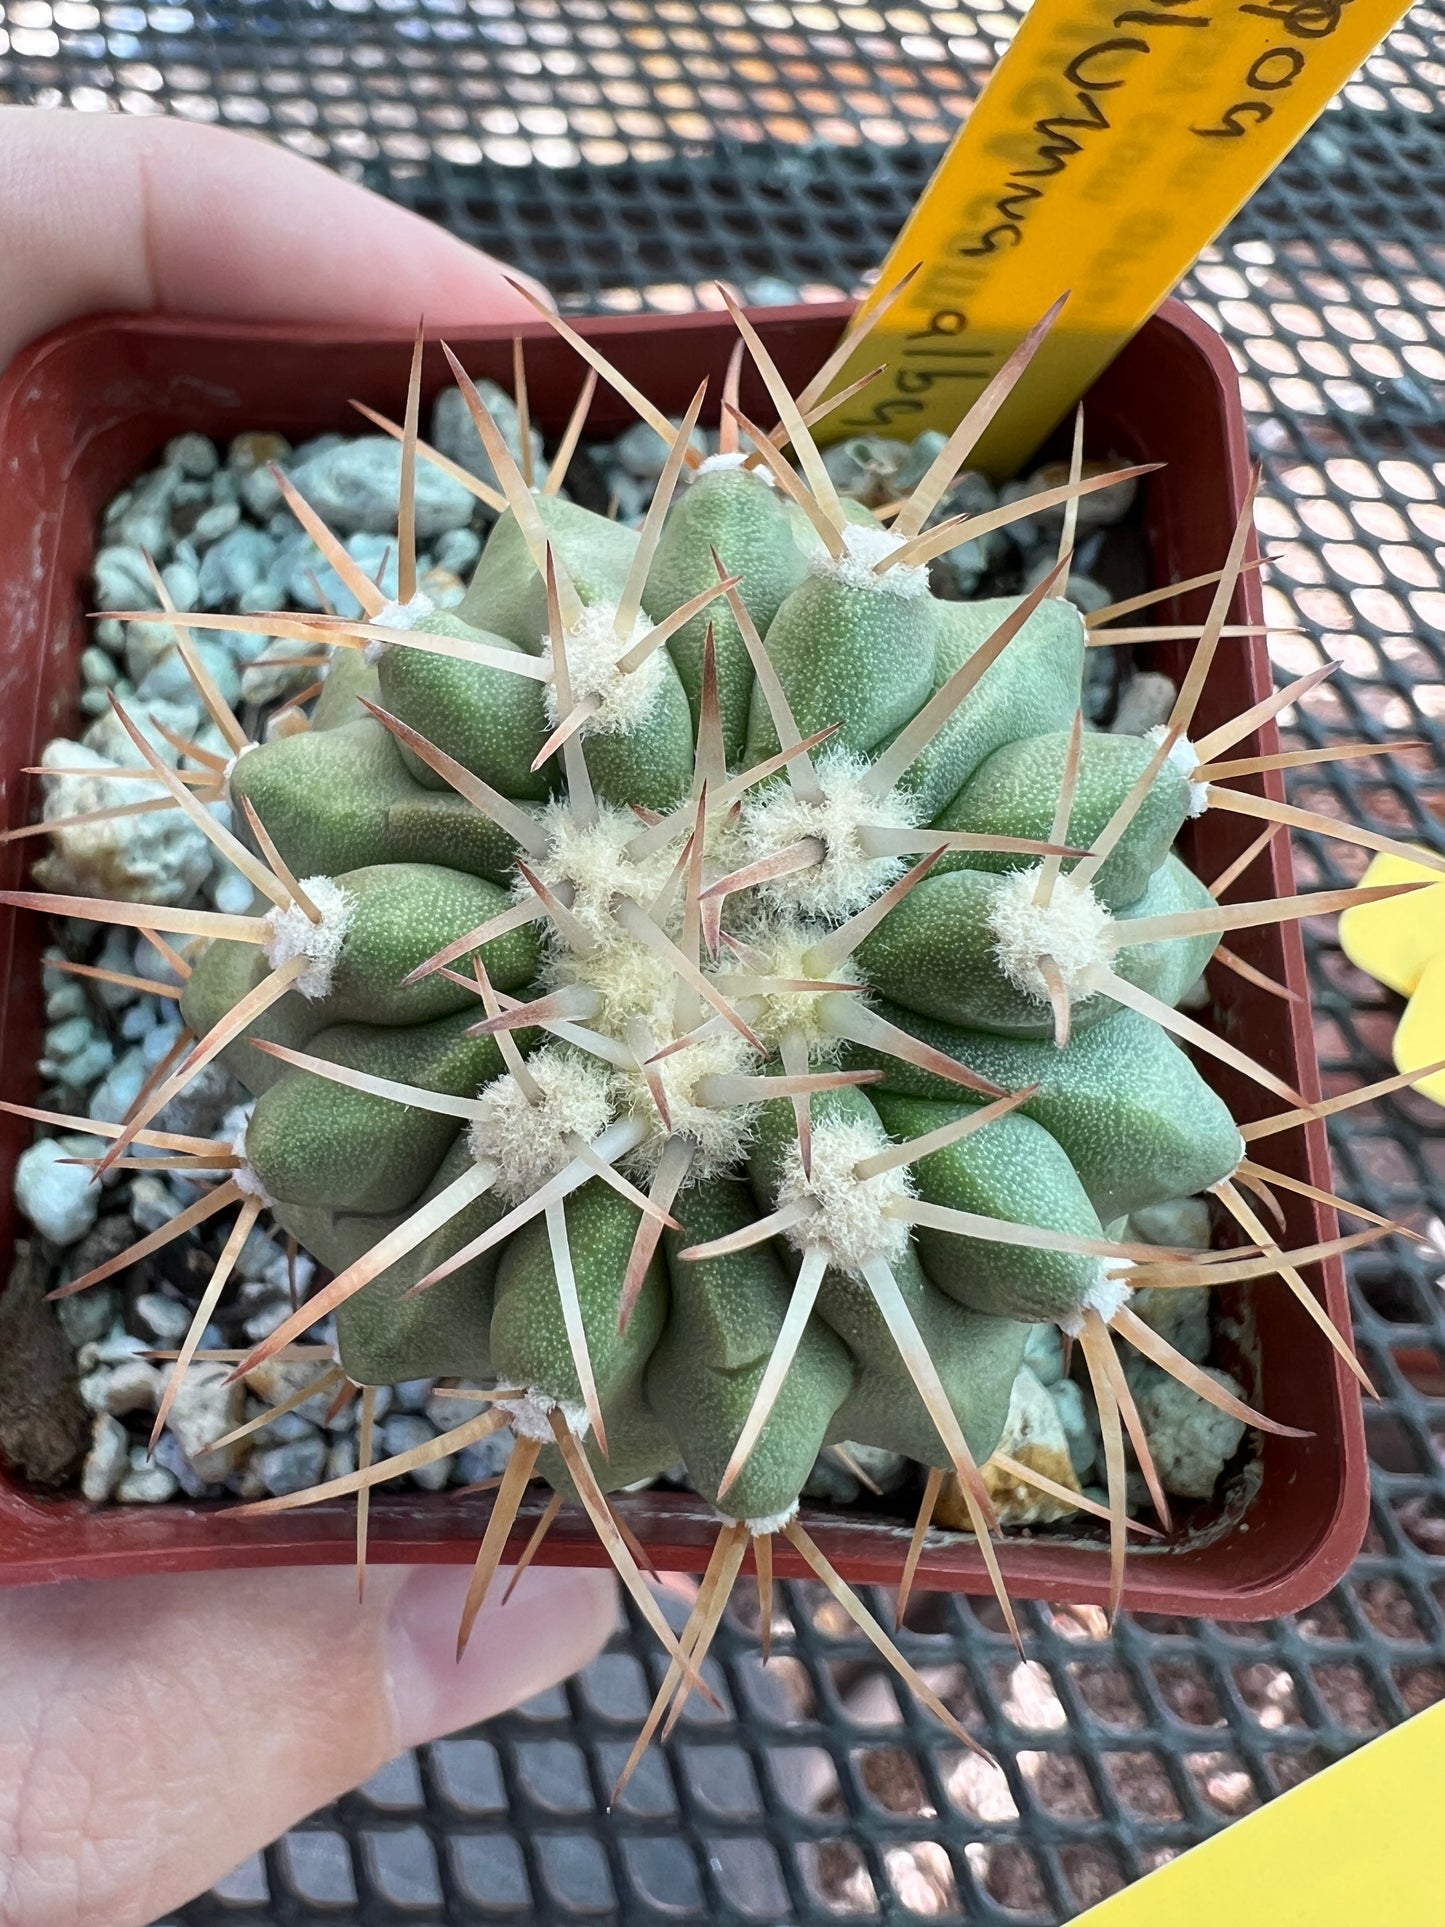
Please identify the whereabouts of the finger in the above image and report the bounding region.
[0,1560,616,1927]
[0,107,551,367]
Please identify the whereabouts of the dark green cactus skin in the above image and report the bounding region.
[875,1094,1105,1324]
[823,1248,1028,1471]
[459,494,637,645]
[641,464,813,765]
[379,613,554,801]
[246,1009,506,1213]
[652,1180,853,1522]
[231,719,523,883]
[278,1140,510,1385]
[744,573,941,762]
[187,863,539,1030]
[932,730,1192,907]
[174,453,1243,1528]
[842,1004,1241,1225]
[894,597,1086,819]
[580,664,696,815]
[492,1184,668,1412]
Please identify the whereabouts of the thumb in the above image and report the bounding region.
[0,106,553,369]
[0,1560,616,1927]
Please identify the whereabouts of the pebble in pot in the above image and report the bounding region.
[289,437,474,539]
[15,1137,103,1246]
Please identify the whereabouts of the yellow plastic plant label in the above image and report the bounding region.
[1074,1698,1445,1924]
[1340,849,1445,1106]
[1339,850,1445,999]
[822,0,1413,475]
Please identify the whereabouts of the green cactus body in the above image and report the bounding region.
[296,866,535,1023]
[933,728,1195,906]
[310,648,381,729]
[898,595,1086,820]
[874,1094,1107,1323]
[823,1248,1028,1471]
[854,852,1218,1038]
[276,1138,509,1385]
[743,1086,1030,1472]
[180,864,539,1112]
[380,786,536,883]
[490,1181,667,1416]
[1110,854,1220,1004]
[181,935,323,1095]
[245,1009,509,1212]
[653,1178,852,1522]
[575,660,696,815]
[843,1002,1242,1223]
[744,562,940,762]
[61,339,1290,1603]
[458,491,698,813]
[745,1080,878,1220]
[231,720,524,883]
[533,1414,676,1507]
[460,494,637,647]
[641,462,807,763]
[377,612,553,800]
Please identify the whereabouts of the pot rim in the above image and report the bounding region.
[0,297,1366,1617]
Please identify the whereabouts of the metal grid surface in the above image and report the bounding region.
[6,2,1445,1920]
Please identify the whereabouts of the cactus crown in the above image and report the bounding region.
[7,290,1428,1776]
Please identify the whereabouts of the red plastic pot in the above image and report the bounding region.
[0,300,1366,1615]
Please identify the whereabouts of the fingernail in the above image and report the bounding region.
[382,1562,616,1751]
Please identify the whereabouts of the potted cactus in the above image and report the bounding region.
[0,291,1415,1766]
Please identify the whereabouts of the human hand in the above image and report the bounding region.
[0,105,550,369]
[0,106,614,1927]
[0,1562,616,1925]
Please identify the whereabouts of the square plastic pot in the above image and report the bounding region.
[0,299,1367,1615]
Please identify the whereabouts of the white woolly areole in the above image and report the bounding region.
[530,800,681,943]
[1146,722,1209,818]
[542,601,665,736]
[618,1028,758,1179]
[468,1049,615,1204]
[500,1392,588,1442]
[1056,1272,1133,1339]
[776,1116,913,1277]
[362,589,436,663]
[559,939,681,1042]
[740,1502,799,1535]
[809,518,930,600]
[988,866,1113,1005]
[528,802,695,1035]
[739,750,922,920]
[229,1124,274,1205]
[263,875,354,1000]
[697,450,770,480]
[717,917,852,1054]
